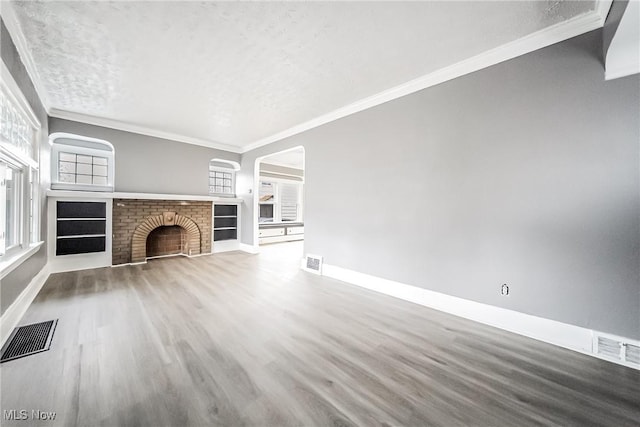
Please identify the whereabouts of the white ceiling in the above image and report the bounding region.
[5,1,601,153]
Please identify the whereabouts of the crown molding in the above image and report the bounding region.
[241,1,613,153]
[49,109,242,153]
[0,1,52,114]
[596,0,614,25]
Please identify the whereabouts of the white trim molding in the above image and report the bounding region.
[212,240,240,253]
[0,263,51,347]
[0,241,44,280]
[46,189,243,203]
[49,109,242,153]
[239,243,260,254]
[321,263,638,370]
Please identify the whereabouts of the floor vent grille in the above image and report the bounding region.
[594,333,640,369]
[1,320,58,363]
[303,254,323,275]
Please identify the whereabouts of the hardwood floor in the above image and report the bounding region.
[1,242,639,426]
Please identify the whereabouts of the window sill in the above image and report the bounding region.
[0,241,44,280]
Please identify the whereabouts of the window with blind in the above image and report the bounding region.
[280,183,300,222]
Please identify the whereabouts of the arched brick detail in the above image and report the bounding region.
[131,212,201,262]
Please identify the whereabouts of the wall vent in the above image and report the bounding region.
[625,343,640,365]
[594,333,640,369]
[596,336,622,360]
[303,254,323,275]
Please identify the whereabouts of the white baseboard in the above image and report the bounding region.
[48,253,111,274]
[212,240,240,253]
[321,263,638,370]
[239,243,260,254]
[0,263,51,347]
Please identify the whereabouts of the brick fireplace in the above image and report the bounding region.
[112,199,212,265]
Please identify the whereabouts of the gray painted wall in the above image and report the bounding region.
[1,19,50,315]
[240,29,640,339]
[48,118,240,196]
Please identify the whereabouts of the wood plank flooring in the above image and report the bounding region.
[1,242,639,426]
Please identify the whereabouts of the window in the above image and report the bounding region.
[258,179,303,223]
[209,168,234,195]
[5,165,22,249]
[208,159,239,197]
[280,182,300,222]
[50,133,114,192]
[1,63,41,258]
[58,152,109,186]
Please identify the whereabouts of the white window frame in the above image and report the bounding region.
[50,133,115,192]
[0,62,43,278]
[208,159,239,198]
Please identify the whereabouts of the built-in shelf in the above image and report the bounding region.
[213,204,237,241]
[55,201,107,256]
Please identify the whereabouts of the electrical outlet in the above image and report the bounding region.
[501,284,509,296]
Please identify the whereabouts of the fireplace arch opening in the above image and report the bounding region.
[131,212,201,262]
[146,225,187,258]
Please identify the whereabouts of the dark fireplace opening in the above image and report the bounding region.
[146,225,187,258]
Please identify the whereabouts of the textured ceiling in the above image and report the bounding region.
[9,1,595,150]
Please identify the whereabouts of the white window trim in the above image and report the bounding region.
[50,133,115,192]
[0,241,44,280]
[0,62,43,278]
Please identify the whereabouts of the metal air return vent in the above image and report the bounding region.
[624,343,640,365]
[303,254,323,275]
[594,333,640,369]
[1,320,58,363]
